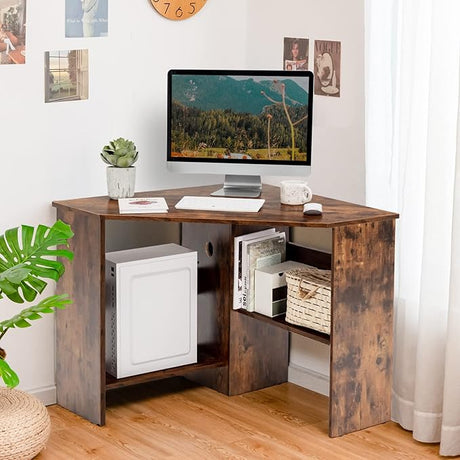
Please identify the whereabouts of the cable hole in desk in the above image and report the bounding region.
[204,242,214,258]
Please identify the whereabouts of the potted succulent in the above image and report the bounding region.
[101,137,139,199]
[0,220,73,458]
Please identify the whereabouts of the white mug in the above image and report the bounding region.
[280,180,313,205]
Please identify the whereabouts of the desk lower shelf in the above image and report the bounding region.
[236,309,330,344]
[106,345,225,391]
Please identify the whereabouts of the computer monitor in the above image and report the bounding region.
[167,69,313,197]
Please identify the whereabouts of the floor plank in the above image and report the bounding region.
[37,378,442,459]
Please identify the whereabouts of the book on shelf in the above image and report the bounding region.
[233,228,276,310]
[118,197,169,214]
[242,232,286,312]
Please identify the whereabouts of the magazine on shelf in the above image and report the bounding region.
[242,232,286,312]
[118,197,169,214]
[233,228,276,310]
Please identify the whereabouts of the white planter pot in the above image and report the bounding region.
[106,167,136,199]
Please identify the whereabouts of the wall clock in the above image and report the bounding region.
[150,0,207,21]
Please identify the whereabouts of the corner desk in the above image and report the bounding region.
[53,184,398,437]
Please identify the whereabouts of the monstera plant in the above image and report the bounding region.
[0,220,73,387]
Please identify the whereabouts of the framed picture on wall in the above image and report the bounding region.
[314,40,341,97]
[44,50,89,103]
[0,0,26,65]
[65,0,108,38]
[283,37,309,71]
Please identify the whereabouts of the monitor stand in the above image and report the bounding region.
[211,175,262,198]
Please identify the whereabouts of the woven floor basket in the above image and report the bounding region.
[285,267,331,334]
[0,388,50,460]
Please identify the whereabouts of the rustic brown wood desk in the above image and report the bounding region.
[53,184,398,437]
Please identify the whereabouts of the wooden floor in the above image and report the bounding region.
[38,378,441,459]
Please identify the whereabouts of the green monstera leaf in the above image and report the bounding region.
[0,294,72,334]
[0,358,19,388]
[0,220,74,303]
[0,295,62,387]
[0,220,74,388]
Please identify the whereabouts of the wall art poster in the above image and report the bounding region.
[45,50,89,103]
[314,40,341,97]
[0,0,26,65]
[65,0,108,38]
[283,37,309,71]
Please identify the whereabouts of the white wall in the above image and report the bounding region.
[0,0,364,400]
[247,0,365,394]
[0,0,249,400]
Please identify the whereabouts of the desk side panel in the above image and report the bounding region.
[183,222,289,394]
[228,224,289,395]
[55,208,105,425]
[330,219,395,437]
[229,310,289,395]
[182,222,231,393]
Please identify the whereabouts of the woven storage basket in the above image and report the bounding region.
[285,267,331,334]
[0,388,50,460]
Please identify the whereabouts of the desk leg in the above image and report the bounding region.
[55,209,105,425]
[329,220,395,437]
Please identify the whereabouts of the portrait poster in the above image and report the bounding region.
[0,0,26,65]
[283,37,309,71]
[314,40,341,97]
[45,50,89,103]
[65,0,108,38]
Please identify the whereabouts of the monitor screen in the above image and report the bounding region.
[167,69,313,197]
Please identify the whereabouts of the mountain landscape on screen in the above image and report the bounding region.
[170,74,311,162]
[171,75,308,115]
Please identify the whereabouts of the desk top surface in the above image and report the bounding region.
[53,184,398,228]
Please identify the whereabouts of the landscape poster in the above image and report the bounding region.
[65,0,108,38]
[170,74,312,164]
[45,49,89,103]
[0,0,26,65]
[314,40,341,97]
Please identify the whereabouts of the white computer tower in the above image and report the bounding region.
[105,243,197,378]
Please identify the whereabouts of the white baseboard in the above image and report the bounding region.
[24,369,326,406]
[24,368,327,406]
[24,368,327,405]
[288,363,329,396]
[26,385,56,406]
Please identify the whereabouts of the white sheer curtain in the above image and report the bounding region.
[365,0,460,456]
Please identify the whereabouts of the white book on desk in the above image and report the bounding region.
[118,197,168,214]
[242,232,286,312]
[233,228,276,310]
